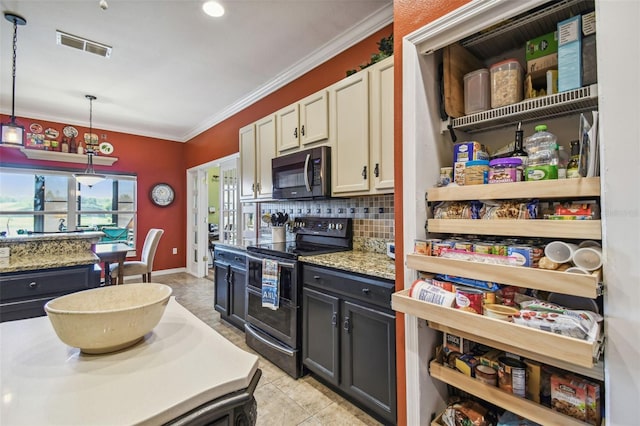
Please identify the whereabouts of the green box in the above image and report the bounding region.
[525,31,558,61]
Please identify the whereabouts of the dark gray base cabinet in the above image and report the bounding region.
[302,266,396,425]
[0,264,101,322]
[213,246,247,331]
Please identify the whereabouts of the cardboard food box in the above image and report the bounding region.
[478,348,503,371]
[558,15,582,92]
[453,141,489,163]
[550,373,601,425]
[524,359,542,403]
[526,31,559,61]
[443,332,475,354]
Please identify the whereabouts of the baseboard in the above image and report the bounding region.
[120,267,187,283]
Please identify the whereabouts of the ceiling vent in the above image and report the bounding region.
[56,30,112,58]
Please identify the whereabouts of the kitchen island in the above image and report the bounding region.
[0,232,103,322]
[1,297,260,425]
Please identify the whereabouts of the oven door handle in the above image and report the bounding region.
[246,253,296,269]
[245,324,295,357]
[304,153,312,192]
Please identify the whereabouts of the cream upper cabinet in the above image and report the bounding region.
[239,123,256,200]
[330,70,370,194]
[239,115,276,201]
[369,56,394,192]
[276,90,329,154]
[331,56,394,196]
[255,114,276,199]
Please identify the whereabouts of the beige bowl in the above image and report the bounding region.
[483,304,519,321]
[45,283,172,354]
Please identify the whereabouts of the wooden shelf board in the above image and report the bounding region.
[20,148,118,166]
[426,177,601,202]
[427,219,602,240]
[406,254,601,298]
[429,360,589,426]
[392,289,600,368]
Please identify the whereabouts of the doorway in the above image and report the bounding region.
[185,153,240,279]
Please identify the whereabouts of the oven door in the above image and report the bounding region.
[245,253,299,347]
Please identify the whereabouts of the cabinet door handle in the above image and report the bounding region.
[234,256,241,261]
[331,312,338,327]
[362,288,370,294]
[374,163,379,177]
[28,281,37,289]
[343,316,351,333]
[294,127,298,138]
[362,166,367,180]
[301,125,305,136]
[229,271,234,282]
[313,275,320,280]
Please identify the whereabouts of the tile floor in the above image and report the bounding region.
[142,272,383,426]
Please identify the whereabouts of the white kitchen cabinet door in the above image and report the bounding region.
[276,103,299,154]
[239,123,256,200]
[369,56,394,192]
[255,114,276,199]
[330,71,370,194]
[300,90,329,146]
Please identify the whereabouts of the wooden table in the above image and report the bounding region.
[94,242,131,285]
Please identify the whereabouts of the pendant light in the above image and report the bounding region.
[1,13,27,146]
[74,95,106,187]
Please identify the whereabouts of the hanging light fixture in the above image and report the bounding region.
[1,12,27,146]
[74,95,106,187]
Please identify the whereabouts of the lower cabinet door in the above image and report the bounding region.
[229,265,247,329]
[342,300,396,423]
[214,262,229,317]
[302,287,340,386]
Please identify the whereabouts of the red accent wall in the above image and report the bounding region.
[392,2,470,425]
[0,114,186,271]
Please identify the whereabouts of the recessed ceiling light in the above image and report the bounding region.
[202,1,224,18]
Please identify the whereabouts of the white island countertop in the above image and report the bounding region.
[0,297,259,425]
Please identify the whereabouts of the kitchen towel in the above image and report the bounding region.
[261,258,280,310]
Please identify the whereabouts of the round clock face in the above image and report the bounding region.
[150,183,175,207]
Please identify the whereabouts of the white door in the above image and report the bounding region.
[186,168,208,278]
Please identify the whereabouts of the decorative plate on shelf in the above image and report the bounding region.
[150,183,175,207]
[29,123,43,134]
[45,128,59,139]
[62,126,78,138]
[99,142,114,155]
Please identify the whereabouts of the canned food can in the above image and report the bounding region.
[475,364,498,386]
[455,287,484,314]
[454,241,474,252]
[493,243,509,256]
[433,242,454,257]
[414,239,430,255]
[473,242,494,254]
[498,357,527,397]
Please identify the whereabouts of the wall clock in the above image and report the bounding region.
[150,183,175,207]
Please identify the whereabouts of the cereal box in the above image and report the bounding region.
[453,141,490,163]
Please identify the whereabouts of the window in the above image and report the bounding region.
[0,167,137,247]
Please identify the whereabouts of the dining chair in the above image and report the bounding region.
[109,228,164,285]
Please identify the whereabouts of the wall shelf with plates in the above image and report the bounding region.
[19,148,118,166]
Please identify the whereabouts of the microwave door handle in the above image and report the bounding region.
[303,153,312,192]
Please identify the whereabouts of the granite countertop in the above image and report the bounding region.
[0,253,100,274]
[0,297,259,425]
[0,231,103,243]
[300,250,396,281]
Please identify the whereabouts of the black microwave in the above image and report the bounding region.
[272,146,331,200]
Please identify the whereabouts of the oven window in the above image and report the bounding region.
[247,258,295,302]
[247,289,296,343]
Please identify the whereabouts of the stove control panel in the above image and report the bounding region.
[294,217,352,238]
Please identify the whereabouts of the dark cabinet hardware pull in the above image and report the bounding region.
[313,275,320,279]
[28,281,37,288]
[362,166,367,179]
[374,163,379,177]
[301,125,305,136]
[294,127,298,138]
[234,256,241,261]
[362,288,370,294]
[332,312,338,327]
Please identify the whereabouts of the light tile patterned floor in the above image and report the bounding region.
[141,272,383,426]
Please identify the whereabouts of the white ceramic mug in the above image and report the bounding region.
[544,241,578,264]
[572,247,603,271]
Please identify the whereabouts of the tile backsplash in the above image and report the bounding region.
[259,194,395,241]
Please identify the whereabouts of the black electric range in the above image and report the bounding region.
[246,217,353,260]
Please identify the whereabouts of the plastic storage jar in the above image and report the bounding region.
[490,59,523,108]
[463,68,490,115]
[489,157,523,183]
[464,160,490,185]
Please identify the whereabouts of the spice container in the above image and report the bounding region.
[464,160,489,185]
[463,68,490,114]
[490,59,523,108]
[489,157,523,184]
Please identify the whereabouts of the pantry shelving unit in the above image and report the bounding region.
[396,0,605,424]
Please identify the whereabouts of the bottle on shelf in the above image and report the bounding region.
[61,137,69,153]
[524,124,558,181]
[509,122,528,166]
[77,140,84,155]
[69,136,76,153]
[566,140,581,178]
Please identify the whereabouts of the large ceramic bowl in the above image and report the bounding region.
[45,283,172,354]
